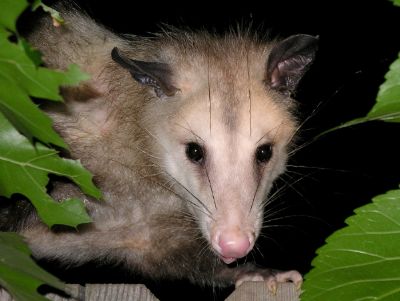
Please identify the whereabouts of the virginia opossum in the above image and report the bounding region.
[12,5,317,291]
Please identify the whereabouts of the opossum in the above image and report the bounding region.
[9,5,317,291]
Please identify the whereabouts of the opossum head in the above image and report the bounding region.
[112,33,317,264]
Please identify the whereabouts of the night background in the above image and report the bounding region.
[26,0,400,300]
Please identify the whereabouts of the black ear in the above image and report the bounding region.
[111,47,178,97]
[266,34,318,96]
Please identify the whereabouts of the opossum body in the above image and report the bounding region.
[15,6,317,289]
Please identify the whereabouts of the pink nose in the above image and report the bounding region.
[217,231,252,261]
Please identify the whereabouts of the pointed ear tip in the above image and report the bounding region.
[290,34,319,42]
[298,34,319,42]
[298,34,319,50]
[111,47,120,57]
[111,47,128,66]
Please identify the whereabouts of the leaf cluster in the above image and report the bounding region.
[302,3,400,300]
[0,1,100,300]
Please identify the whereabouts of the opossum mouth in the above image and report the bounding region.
[219,255,237,264]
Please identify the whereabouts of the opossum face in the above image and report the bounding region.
[112,34,317,263]
[164,90,296,264]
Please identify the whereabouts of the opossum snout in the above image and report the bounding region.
[212,229,255,264]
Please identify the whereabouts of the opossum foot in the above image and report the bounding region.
[235,270,303,294]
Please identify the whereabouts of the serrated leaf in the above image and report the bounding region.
[0,38,89,101]
[0,27,89,148]
[0,112,101,227]
[0,232,65,301]
[0,0,28,32]
[0,76,67,148]
[302,188,400,301]
[366,56,400,122]
[60,64,91,85]
[320,53,400,136]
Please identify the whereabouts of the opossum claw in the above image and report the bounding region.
[235,270,303,294]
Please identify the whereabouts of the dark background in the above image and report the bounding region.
[37,0,400,300]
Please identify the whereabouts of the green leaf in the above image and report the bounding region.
[0,112,101,227]
[0,0,28,32]
[390,0,400,7]
[0,232,65,301]
[0,27,10,40]
[0,26,89,148]
[0,37,89,101]
[302,188,400,301]
[59,64,91,86]
[367,56,400,122]
[0,76,67,148]
[321,53,400,135]
[19,38,43,66]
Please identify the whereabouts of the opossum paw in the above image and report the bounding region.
[235,270,303,294]
[274,270,303,292]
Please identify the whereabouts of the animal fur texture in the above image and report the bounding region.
[7,4,317,289]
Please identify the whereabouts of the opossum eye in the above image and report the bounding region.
[185,142,204,163]
[255,144,273,164]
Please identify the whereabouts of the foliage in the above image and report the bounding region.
[321,52,400,134]
[0,232,65,301]
[0,0,100,300]
[302,2,400,300]
[0,113,97,227]
[390,0,400,7]
[0,0,100,228]
[302,189,400,300]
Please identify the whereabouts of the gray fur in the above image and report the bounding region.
[7,4,317,287]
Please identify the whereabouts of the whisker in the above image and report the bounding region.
[287,100,325,148]
[278,176,310,206]
[198,240,212,259]
[262,214,329,229]
[138,172,165,179]
[286,164,352,174]
[286,78,355,157]
[174,122,205,143]
[257,233,283,251]
[134,145,162,160]
[263,204,293,224]
[283,170,316,183]
[255,122,285,145]
[109,158,160,169]
[110,120,215,219]
[207,49,212,135]
[204,166,217,210]
[156,175,214,220]
[261,224,301,232]
[162,170,214,218]
[110,157,213,220]
[265,171,312,208]
[253,243,264,260]
[249,168,264,213]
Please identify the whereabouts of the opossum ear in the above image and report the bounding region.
[111,47,178,97]
[266,34,318,96]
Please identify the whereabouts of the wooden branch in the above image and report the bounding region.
[0,282,300,301]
